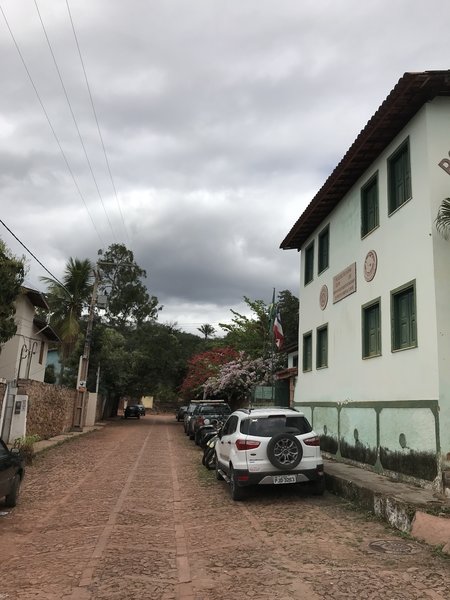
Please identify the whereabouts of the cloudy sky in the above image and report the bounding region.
[0,1,448,335]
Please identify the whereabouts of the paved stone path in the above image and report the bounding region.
[0,414,449,599]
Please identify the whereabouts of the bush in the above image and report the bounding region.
[13,434,41,465]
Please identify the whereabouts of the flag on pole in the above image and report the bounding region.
[273,309,284,350]
[268,288,276,331]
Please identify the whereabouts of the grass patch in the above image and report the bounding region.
[196,463,216,487]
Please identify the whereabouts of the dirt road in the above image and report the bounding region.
[0,414,448,599]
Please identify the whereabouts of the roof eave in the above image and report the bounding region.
[280,70,450,250]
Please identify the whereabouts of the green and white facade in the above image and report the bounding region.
[281,71,450,491]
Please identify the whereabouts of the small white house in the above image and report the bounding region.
[0,287,59,383]
[281,71,450,491]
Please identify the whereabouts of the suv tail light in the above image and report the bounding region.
[303,436,320,446]
[235,439,261,451]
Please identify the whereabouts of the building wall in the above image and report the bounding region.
[0,296,48,382]
[427,98,450,457]
[294,98,450,486]
[0,381,7,421]
[302,400,439,485]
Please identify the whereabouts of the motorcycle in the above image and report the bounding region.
[201,423,222,470]
[196,417,223,448]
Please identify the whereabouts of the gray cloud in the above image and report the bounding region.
[1,0,448,331]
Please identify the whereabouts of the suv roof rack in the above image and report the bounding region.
[237,406,300,414]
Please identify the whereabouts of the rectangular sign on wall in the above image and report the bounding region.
[333,262,357,303]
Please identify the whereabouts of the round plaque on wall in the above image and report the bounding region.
[364,250,378,282]
[319,285,328,310]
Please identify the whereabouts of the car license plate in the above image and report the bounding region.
[273,474,296,485]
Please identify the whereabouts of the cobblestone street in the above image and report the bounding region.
[0,414,449,600]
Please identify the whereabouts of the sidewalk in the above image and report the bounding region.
[324,458,450,554]
[31,420,450,554]
[33,422,107,454]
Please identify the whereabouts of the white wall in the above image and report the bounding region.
[0,296,48,383]
[427,97,450,456]
[296,99,448,406]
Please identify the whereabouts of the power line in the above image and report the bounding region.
[33,0,116,240]
[0,2,105,248]
[65,0,130,244]
[0,218,70,293]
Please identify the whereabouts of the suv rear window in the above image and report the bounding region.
[240,415,312,437]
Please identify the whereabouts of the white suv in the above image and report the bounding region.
[215,407,324,500]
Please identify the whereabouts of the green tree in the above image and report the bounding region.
[83,320,204,413]
[276,290,299,348]
[95,326,131,416]
[198,323,216,340]
[220,292,299,357]
[99,243,159,328]
[436,197,450,238]
[41,257,94,380]
[125,322,202,399]
[220,296,273,358]
[0,239,25,345]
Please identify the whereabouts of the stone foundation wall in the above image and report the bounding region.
[18,379,77,439]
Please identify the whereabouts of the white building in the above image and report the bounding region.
[0,287,59,383]
[281,71,450,491]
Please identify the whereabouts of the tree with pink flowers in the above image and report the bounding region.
[204,352,282,409]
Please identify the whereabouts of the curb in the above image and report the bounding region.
[33,422,107,455]
[325,465,450,554]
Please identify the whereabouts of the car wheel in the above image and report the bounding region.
[5,474,21,507]
[230,466,246,501]
[311,476,326,496]
[205,447,217,470]
[215,458,224,481]
[267,433,302,470]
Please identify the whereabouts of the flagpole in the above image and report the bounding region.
[270,288,276,404]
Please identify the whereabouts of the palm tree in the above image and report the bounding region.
[41,258,94,381]
[436,197,450,238]
[198,323,216,340]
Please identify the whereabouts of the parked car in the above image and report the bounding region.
[0,438,25,507]
[185,401,229,439]
[183,402,202,434]
[192,403,231,444]
[186,401,227,440]
[176,406,188,422]
[124,404,142,419]
[215,407,325,500]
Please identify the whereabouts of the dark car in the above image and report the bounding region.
[183,402,202,434]
[0,438,25,507]
[124,404,142,419]
[176,406,188,422]
[188,402,231,440]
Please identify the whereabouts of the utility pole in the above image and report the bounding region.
[72,265,100,430]
[71,254,139,429]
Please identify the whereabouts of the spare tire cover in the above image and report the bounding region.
[267,433,303,470]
